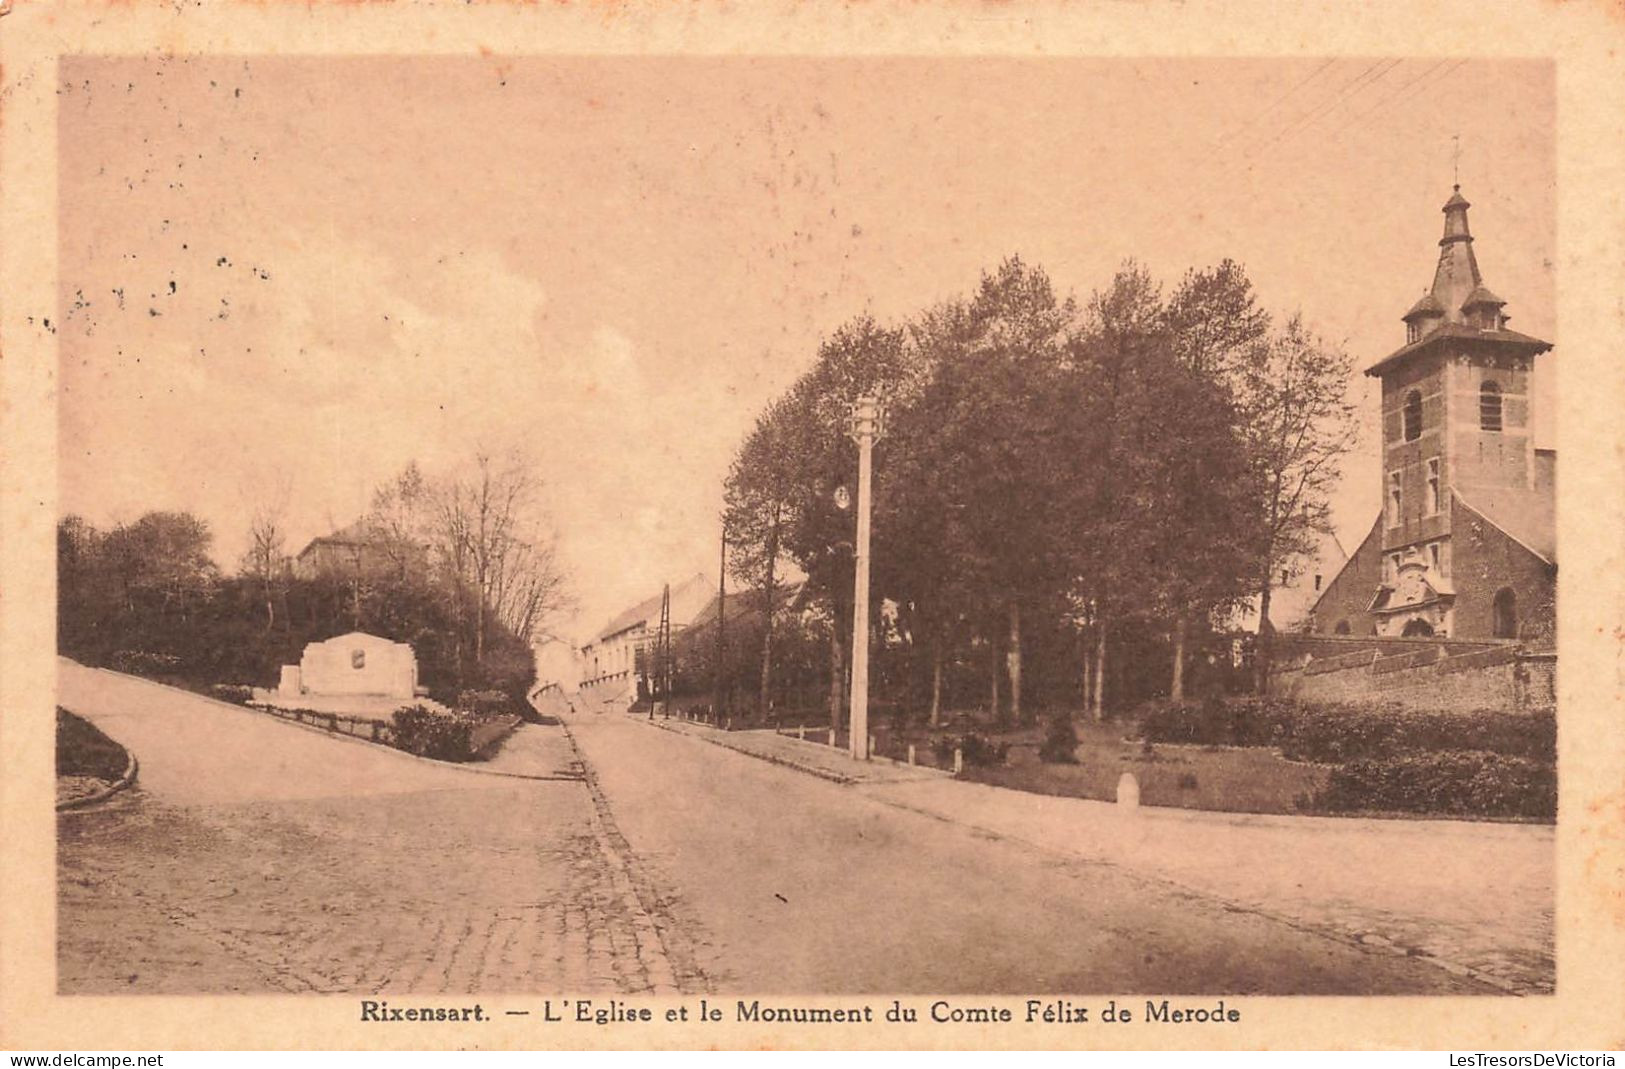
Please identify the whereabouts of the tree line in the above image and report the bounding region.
[59,449,569,701]
[718,256,1355,729]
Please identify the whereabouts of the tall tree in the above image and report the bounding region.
[1157,260,1273,698]
[1062,263,1166,719]
[1234,315,1357,682]
[723,398,796,720]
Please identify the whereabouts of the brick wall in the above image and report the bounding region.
[1272,642,1553,713]
[1450,495,1556,644]
[1310,516,1382,636]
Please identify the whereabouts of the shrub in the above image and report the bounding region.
[390,704,477,761]
[932,732,1009,768]
[109,649,183,676]
[457,689,519,717]
[56,708,129,780]
[1308,750,1555,820]
[1038,716,1080,764]
[1138,697,1556,764]
[1283,704,1555,764]
[210,684,255,706]
[1137,695,1296,748]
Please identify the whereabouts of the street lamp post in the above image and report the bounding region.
[847,396,883,761]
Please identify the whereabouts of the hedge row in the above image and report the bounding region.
[390,705,485,761]
[1286,703,1554,763]
[1307,750,1556,819]
[1138,697,1554,763]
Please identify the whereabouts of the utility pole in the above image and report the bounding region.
[847,396,883,761]
[651,582,670,720]
[714,529,727,722]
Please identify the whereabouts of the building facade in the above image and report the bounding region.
[293,519,427,581]
[1311,186,1555,644]
[576,573,714,695]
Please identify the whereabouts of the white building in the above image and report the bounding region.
[576,573,713,698]
[1233,529,1349,634]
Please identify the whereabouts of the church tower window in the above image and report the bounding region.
[1388,471,1402,527]
[1426,458,1441,514]
[1480,381,1503,432]
[1403,390,1423,441]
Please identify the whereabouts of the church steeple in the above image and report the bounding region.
[1429,185,1484,328]
[1374,184,1549,378]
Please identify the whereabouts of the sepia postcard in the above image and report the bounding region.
[2,0,1623,1053]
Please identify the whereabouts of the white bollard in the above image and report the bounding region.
[1116,772,1141,810]
[828,727,836,746]
[907,743,916,766]
[953,747,964,775]
[796,725,805,740]
[869,734,876,758]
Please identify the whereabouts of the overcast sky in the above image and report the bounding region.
[57,56,1555,640]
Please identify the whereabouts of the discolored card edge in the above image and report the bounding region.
[2,0,1622,1052]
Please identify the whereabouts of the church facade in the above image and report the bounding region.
[1310,187,1556,645]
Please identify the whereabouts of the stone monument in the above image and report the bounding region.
[275,631,418,701]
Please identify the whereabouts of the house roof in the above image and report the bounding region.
[587,573,711,645]
[685,577,809,631]
[297,518,381,556]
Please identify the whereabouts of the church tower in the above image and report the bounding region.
[1360,186,1553,638]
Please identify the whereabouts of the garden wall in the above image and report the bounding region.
[1272,642,1554,713]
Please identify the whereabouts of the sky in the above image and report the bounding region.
[56,56,1555,641]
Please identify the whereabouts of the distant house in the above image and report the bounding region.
[1233,528,1349,635]
[1308,186,1555,644]
[576,573,713,694]
[293,519,426,581]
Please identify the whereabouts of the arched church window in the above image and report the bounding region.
[1403,390,1423,441]
[1480,381,1503,432]
[1402,618,1435,638]
[1493,587,1518,639]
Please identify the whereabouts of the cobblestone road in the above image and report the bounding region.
[57,662,693,995]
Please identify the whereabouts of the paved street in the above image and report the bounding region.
[57,661,684,994]
[59,662,1532,996]
[563,707,1500,994]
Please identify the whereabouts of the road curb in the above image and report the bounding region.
[639,717,860,785]
[57,750,139,813]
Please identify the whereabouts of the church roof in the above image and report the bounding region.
[1367,322,1551,377]
[1454,487,1556,565]
[1403,292,1445,319]
[1462,284,1506,308]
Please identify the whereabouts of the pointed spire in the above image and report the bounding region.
[1429,184,1484,326]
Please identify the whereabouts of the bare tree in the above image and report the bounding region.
[1236,315,1357,683]
[429,450,571,672]
[240,479,292,631]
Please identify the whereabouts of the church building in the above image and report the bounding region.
[1310,186,1555,644]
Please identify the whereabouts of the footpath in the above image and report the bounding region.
[611,705,1554,997]
[643,714,947,785]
